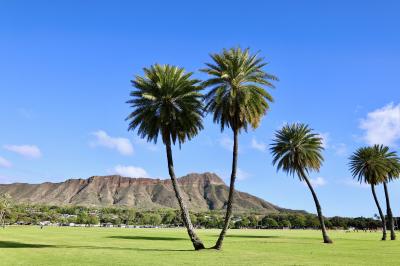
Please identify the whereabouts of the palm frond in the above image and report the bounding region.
[201,47,277,132]
[126,64,204,146]
[348,144,400,185]
[270,123,324,181]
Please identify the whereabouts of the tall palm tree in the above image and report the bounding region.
[373,145,400,240]
[202,47,277,250]
[126,64,205,250]
[349,145,394,240]
[270,123,333,244]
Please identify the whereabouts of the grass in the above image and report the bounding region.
[0,226,399,265]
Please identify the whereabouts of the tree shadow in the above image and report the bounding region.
[0,241,53,248]
[0,240,192,252]
[64,245,192,252]
[107,235,187,241]
[0,241,192,252]
[225,235,281,239]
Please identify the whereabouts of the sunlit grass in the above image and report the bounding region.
[0,226,398,265]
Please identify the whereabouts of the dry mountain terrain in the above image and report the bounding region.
[0,172,285,213]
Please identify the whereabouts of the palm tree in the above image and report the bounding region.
[202,47,277,250]
[126,64,205,250]
[270,123,333,244]
[373,145,400,240]
[348,145,395,240]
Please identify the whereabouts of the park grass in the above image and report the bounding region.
[0,227,399,265]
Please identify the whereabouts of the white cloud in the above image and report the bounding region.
[0,175,14,184]
[251,137,267,152]
[309,177,326,188]
[90,130,134,155]
[215,168,250,182]
[342,180,369,189]
[332,143,348,156]
[3,145,42,159]
[318,132,330,149]
[317,132,347,156]
[201,136,214,147]
[360,103,400,146]
[219,135,234,151]
[237,168,251,181]
[0,156,12,168]
[113,165,149,178]
[134,138,158,152]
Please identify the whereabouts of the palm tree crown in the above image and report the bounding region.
[349,145,400,185]
[126,64,204,145]
[201,47,277,132]
[270,123,324,180]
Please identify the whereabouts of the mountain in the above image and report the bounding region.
[0,172,286,213]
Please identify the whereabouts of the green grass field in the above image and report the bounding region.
[0,226,399,265]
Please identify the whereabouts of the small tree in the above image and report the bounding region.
[0,193,12,228]
[77,211,89,225]
[262,217,279,228]
[149,213,162,226]
[280,220,291,228]
[87,215,99,226]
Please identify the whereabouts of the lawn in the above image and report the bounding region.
[0,227,398,265]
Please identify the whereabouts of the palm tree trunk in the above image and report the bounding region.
[165,138,205,250]
[301,171,332,244]
[371,184,387,240]
[383,182,395,240]
[0,211,4,228]
[213,128,239,250]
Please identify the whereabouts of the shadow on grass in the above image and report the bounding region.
[107,235,187,241]
[0,241,192,252]
[225,235,281,239]
[66,245,192,252]
[0,241,53,248]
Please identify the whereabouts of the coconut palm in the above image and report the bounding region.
[373,145,400,240]
[126,64,205,250]
[348,145,396,240]
[270,123,333,244]
[202,47,277,250]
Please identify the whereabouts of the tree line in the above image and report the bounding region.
[0,203,393,230]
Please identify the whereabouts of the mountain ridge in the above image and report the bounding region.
[0,172,289,213]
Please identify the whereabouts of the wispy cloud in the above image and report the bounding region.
[3,145,42,159]
[134,138,158,152]
[0,175,14,184]
[215,168,250,182]
[17,108,35,119]
[112,165,149,178]
[309,177,326,188]
[251,137,267,152]
[359,102,400,146]
[342,179,369,189]
[332,143,348,156]
[219,135,234,151]
[237,168,251,181]
[318,132,330,149]
[90,130,134,155]
[318,132,347,156]
[0,156,12,168]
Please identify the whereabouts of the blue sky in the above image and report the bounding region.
[1,0,400,217]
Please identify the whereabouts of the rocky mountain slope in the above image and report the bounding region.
[0,172,285,213]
